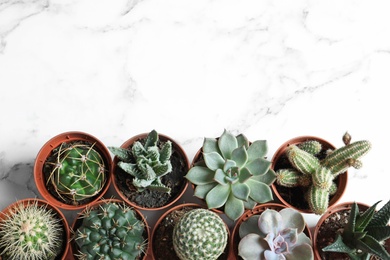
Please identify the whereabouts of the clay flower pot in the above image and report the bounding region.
[230,203,313,259]
[0,198,70,260]
[34,131,112,210]
[271,136,347,214]
[70,198,150,260]
[151,203,231,260]
[111,131,189,211]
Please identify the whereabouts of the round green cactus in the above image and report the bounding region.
[172,208,228,260]
[74,201,147,260]
[0,200,64,260]
[45,142,107,204]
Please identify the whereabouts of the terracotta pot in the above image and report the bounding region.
[151,203,232,260]
[34,131,112,210]
[0,198,70,260]
[271,136,348,214]
[111,132,189,211]
[230,203,312,259]
[70,198,150,260]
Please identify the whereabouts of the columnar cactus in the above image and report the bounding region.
[74,201,147,260]
[45,142,107,204]
[172,208,228,260]
[0,200,64,260]
[185,129,276,221]
[275,132,371,215]
[109,130,172,193]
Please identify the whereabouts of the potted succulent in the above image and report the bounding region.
[108,129,189,210]
[185,129,276,221]
[0,198,70,260]
[151,203,230,260]
[313,200,390,260]
[230,203,313,260]
[70,198,149,260]
[34,131,112,210]
[272,132,371,215]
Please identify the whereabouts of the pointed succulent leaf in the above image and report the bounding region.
[356,201,381,231]
[133,178,154,189]
[214,169,229,185]
[238,215,263,238]
[159,141,172,163]
[132,141,146,157]
[153,162,172,177]
[246,179,273,203]
[145,164,157,180]
[251,169,276,185]
[204,152,225,171]
[231,146,248,168]
[232,182,250,201]
[344,202,359,236]
[218,129,238,159]
[356,235,390,260]
[245,158,271,176]
[225,192,245,221]
[368,199,390,228]
[243,197,257,210]
[193,183,217,199]
[148,180,171,193]
[238,167,253,183]
[108,146,132,162]
[279,208,305,233]
[205,184,230,209]
[223,159,236,172]
[185,166,215,185]
[202,137,219,153]
[236,134,249,149]
[366,226,390,242]
[144,130,158,148]
[147,146,159,161]
[247,140,268,161]
[322,234,355,254]
[118,162,142,178]
[238,234,267,260]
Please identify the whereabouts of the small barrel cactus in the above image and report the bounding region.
[238,208,313,260]
[172,208,228,260]
[109,129,173,193]
[0,200,64,260]
[74,201,147,260]
[45,141,107,204]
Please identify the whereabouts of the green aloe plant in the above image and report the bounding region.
[322,200,390,260]
[185,129,276,221]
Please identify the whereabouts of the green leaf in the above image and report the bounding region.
[153,162,172,177]
[223,160,236,172]
[322,234,355,254]
[366,226,390,242]
[251,169,276,185]
[247,140,268,161]
[368,199,390,228]
[194,183,217,199]
[243,197,257,209]
[344,202,359,237]
[159,141,172,163]
[203,137,219,153]
[108,146,132,161]
[132,141,146,157]
[225,192,245,221]
[204,152,225,171]
[236,134,249,149]
[245,158,271,176]
[214,169,228,185]
[185,166,215,185]
[238,167,253,183]
[356,201,381,231]
[145,130,158,148]
[205,184,230,209]
[231,146,248,168]
[357,235,390,260]
[238,215,262,238]
[118,162,142,178]
[246,179,273,203]
[232,182,250,201]
[218,129,238,159]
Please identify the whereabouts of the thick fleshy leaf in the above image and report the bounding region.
[239,215,263,238]
[193,183,217,199]
[185,166,215,185]
[285,243,314,260]
[118,162,140,177]
[279,208,305,233]
[239,167,253,183]
[236,134,250,149]
[247,140,268,161]
[108,146,132,161]
[205,184,230,209]
[225,192,245,221]
[264,250,282,260]
[145,130,158,148]
[258,209,282,235]
[243,197,257,209]
[247,179,274,203]
[204,152,225,171]
[214,169,228,185]
[223,159,236,172]
[245,158,271,176]
[203,137,219,153]
[238,234,267,260]
[232,182,250,201]
[357,235,390,260]
[231,146,248,168]
[279,228,298,245]
[218,129,238,159]
[251,169,276,185]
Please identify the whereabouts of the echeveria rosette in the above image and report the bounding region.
[238,208,313,260]
[185,130,276,221]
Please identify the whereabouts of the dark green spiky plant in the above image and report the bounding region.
[45,142,107,205]
[275,132,371,215]
[108,130,173,193]
[74,201,147,260]
[322,200,390,260]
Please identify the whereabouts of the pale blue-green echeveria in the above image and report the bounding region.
[185,129,276,221]
[238,208,313,260]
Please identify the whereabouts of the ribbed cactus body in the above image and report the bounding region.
[312,167,333,190]
[276,169,311,187]
[286,145,320,175]
[172,209,228,260]
[306,186,329,215]
[74,202,146,260]
[298,140,322,155]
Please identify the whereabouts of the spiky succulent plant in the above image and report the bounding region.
[0,200,64,260]
[45,141,107,204]
[74,201,147,260]
[109,130,172,193]
[275,132,371,215]
[322,200,390,260]
[172,208,228,260]
[238,208,313,260]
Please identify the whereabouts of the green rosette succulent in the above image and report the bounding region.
[109,129,172,193]
[185,129,276,221]
[238,208,313,260]
[172,208,228,260]
[74,201,147,260]
[45,142,107,204]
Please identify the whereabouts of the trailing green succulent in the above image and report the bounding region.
[172,208,228,260]
[238,208,313,260]
[45,141,107,204]
[322,200,390,260]
[0,200,64,260]
[185,129,276,221]
[275,132,371,215]
[109,130,172,193]
[74,201,147,260]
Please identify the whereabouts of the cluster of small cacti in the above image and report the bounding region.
[74,201,147,260]
[275,132,371,214]
[0,200,64,260]
[109,129,173,193]
[45,141,107,204]
[172,208,228,260]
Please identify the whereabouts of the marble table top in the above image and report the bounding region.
[1,0,389,254]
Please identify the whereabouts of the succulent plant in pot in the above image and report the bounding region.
[185,129,276,221]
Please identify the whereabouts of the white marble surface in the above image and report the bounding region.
[1,0,390,247]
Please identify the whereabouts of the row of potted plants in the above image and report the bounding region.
[0,129,388,260]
